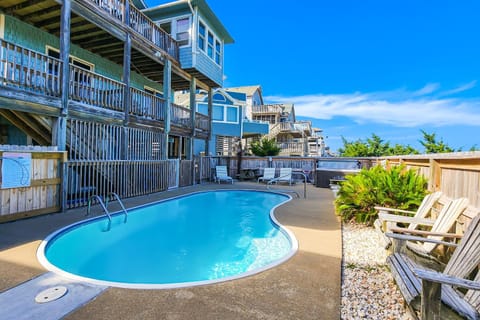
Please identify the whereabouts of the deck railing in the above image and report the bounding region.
[85,0,179,61]
[90,0,125,22]
[0,39,62,97]
[129,5,179,60]
[277,142,305,155]
[252,104,283,114]
[171,103,191,129]
[195,112,209,131]
[130,88,166,121]
[69,64,125,112]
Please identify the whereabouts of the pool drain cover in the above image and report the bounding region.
[35,286,68,303]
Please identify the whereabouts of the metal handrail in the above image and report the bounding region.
[105,192,128,223]
[266,171,308,199]
[87,195,112,230]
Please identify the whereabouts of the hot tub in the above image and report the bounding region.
[314,159,361,188]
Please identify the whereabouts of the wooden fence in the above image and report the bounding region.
[0,148,66,222]
[377,152,480,209]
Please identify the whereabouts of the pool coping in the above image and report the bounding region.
[36,189,299,289]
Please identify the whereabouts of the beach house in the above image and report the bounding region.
[0,0,233,217]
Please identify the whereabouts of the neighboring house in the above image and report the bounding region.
[175,88,268,156]
[226,86,327,156]
[0,0,233,208]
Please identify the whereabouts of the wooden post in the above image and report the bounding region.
[189,77,196,160]
[162,59,171,159]
[123,34,131,125]
[205,87,212,155]
[53,0,71,151]
[55,0,71,212]
[421,279,442,320]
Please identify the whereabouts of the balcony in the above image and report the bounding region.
[0,0,196,89]
[0,39,207,133]
[242,119,269,137]
[252,104,283,115]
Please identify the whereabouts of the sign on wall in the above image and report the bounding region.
[1,152,32,189]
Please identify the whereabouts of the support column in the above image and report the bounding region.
[54,0,71,213]
[188,77,196,160]
[123,37,131,125]
[205,87,213,155]
[53,0,71,150]
[162,59,172,159]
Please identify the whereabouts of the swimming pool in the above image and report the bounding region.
[37,190,298,289]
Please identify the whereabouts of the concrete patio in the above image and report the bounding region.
[0,182,342,320]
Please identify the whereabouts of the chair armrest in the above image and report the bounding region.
[375,206,416,215]
[414,269,480,291]
[378,213,435,226]
[389,227,463,239]
[385,232,459,247]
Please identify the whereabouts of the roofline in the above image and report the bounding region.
[142,0,234,44]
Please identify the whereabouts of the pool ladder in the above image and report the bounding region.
[86,192,128,231]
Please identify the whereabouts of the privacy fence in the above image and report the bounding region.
[2,149,480,222]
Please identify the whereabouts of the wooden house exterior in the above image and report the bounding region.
[0,0,233,218]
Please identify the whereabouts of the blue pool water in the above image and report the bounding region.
[38,190,297,289]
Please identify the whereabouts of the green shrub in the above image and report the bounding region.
[250,138,281,156]
[334,165,428,225]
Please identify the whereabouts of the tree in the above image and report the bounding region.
[419,130,455,153]
[250,138,281,156]
[339,134,401,157]
[388,144,419,155]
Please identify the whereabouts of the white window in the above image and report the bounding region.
[158,16,191,47]
[211,104,238,123]
[198,22,206,51]
[198,19,222,66]
[207,31,214,59]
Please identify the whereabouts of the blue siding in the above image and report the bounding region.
[179,46,193,68]
[243,122,269,135]
[195,51,223,85]
[212,122,241,137]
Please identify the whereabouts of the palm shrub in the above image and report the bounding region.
[250,138,281,156]
[334,165,428,225]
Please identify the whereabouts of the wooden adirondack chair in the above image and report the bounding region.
[374,191,443,248]
[381,197,469,258]
[386,212,480,320]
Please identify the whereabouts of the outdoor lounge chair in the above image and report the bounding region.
[374,191,443,248]
[276,168,292,185]
[258,168,276,183]
[384,197,469,258]
[215,165,233,184]
[386,213,480,320]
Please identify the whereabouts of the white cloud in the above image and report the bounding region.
[439,80,477,96]
[265,85,480,127]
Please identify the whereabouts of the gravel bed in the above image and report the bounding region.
[341,223,414,320]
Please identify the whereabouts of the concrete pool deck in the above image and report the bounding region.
[0,182,342,319]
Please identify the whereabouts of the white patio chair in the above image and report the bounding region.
[258,168,276,183]
[215,166,233,184]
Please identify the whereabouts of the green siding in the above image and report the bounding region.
[3,15,163,92]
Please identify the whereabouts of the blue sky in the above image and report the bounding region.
[148,0,480,152]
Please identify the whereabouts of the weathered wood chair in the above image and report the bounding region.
[386,197,469,259]
[386,212,480,320]
[374,191,443,248]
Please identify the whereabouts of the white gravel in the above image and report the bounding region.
[341,223,414,320]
